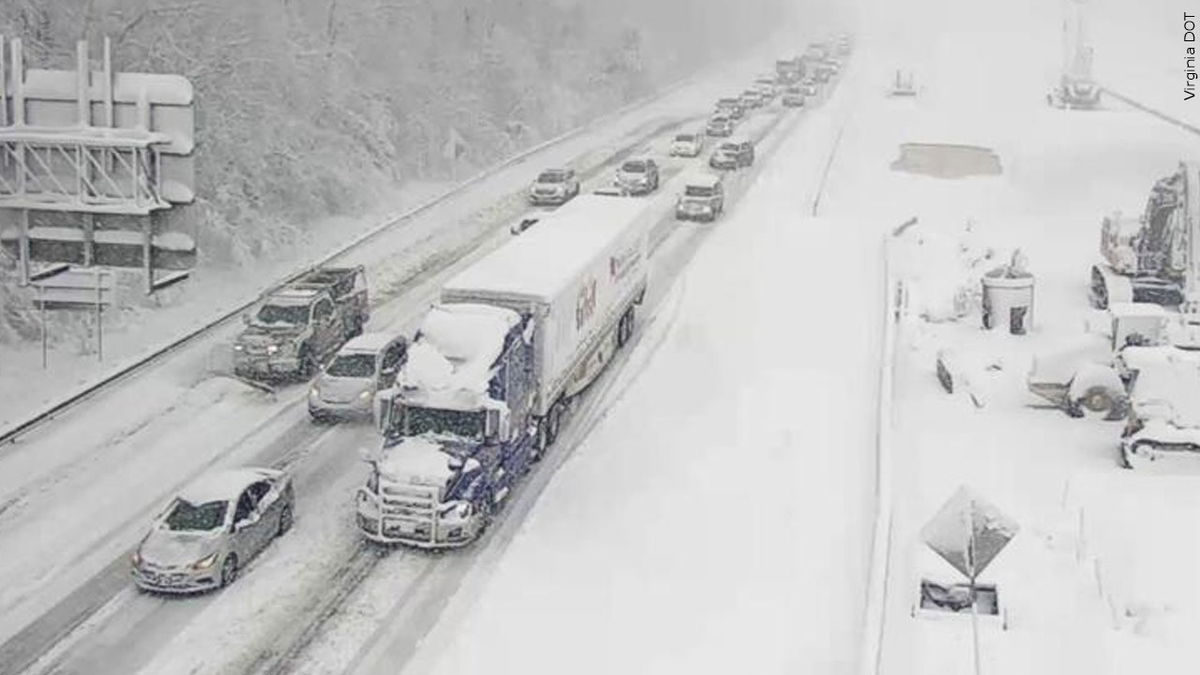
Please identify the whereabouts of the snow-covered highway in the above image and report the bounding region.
[0,32,867,675]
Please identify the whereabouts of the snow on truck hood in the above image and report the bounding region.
[398,304,519,409]
[378,435,456,487]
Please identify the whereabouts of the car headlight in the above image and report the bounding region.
[192,553,219,571]
[309,386,321,399]
[131,550,142,567]
[359,389,372,401]
[266,344,279,355]
[233,344,245,352]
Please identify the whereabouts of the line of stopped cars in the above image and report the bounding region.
[131,36,851,594]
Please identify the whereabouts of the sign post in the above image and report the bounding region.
[921,486,1019,675]
[30,266,114,366]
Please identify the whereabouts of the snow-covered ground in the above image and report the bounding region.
[842,0,1200,673]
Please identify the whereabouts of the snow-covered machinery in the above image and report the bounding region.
[1090,162,1200,311]
[1120,350,1200,470]
[1027,303,1174,419]
[1048,0,1101,110]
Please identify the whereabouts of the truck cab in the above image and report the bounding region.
[234,267,369,381]
[357,303,536,547]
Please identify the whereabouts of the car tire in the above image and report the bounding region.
[298,346,316,380]
[278,504,294,536]
[220,554,239,588]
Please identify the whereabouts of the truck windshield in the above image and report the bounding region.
[405,406,485,440]
[327,353,375,377]
[256,304,307,326]
[164,499,227,532]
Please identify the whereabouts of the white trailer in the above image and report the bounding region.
[440,194,654,446]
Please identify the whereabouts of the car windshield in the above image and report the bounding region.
[405,406,486,440]
[255,304,307,326]
[537,171,565,183]
[674,134,695,142]
[685,185,715,197]
[163,499,228,532]
[720,143,739,151]
[326,353,376,377]
[620,161,646,173]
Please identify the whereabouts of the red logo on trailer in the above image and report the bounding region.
[575,279,597,330]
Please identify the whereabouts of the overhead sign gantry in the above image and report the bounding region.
[0,36,195,292]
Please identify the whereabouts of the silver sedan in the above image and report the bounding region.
[131,468,295,593]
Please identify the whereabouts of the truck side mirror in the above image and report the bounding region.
[374,389,396,434]
[484,408,501,442]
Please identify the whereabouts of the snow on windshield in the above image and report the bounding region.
[256,304,307,325]
[405,406,485,440]
[327,353,376,378]
[164,499,227,532]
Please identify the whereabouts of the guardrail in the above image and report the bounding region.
[858,221,910,675]
[1099,86,1200,138]
[0,67,721,447]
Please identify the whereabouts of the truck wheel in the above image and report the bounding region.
[617,308,635,347]
[546,401,564,446]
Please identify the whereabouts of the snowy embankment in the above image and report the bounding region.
[842,0,1200,673]
[388,63,879,675]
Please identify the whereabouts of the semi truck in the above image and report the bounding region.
[357,195,656,547]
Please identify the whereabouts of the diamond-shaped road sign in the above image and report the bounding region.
[921,486,1019,581]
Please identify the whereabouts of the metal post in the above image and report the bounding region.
[76,40,89,127]
[95,269,103,362]
[968,501,982,675]
[0,35,8,128]
[39,284,46,369]
[18,208,29,285]
[83,213,94,266]
[103,37,113,128]
[143,214,153,294]
[11,38,23,126]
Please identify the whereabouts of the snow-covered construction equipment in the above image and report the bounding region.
[1027,303,1175,420]
[1047,0,1101,110]
[1121,352,1200,470]
[1090,162,1200,312]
